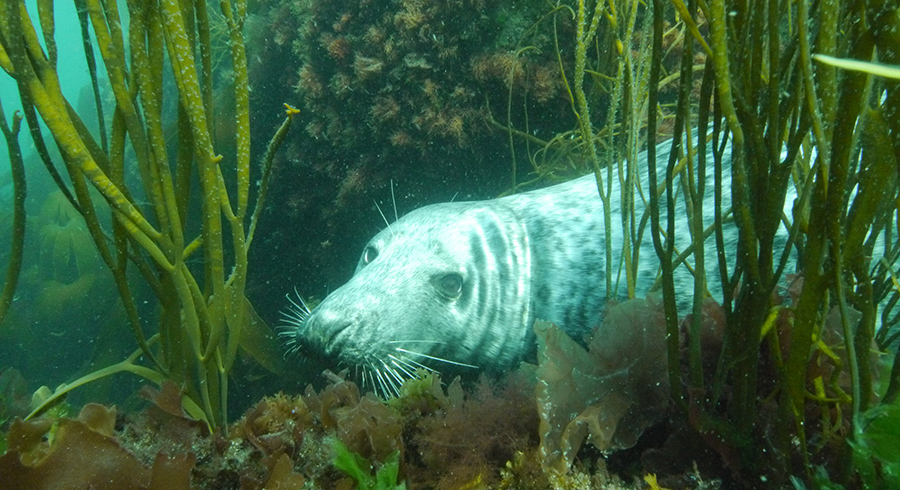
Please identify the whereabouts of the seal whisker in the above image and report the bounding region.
[379,359,408,388]
[395,355,436,373]
[391,357,439,383]
[394,347,479,369]
[282,341,297,358]
[289,287,312,313]
[375,367,398,398]
[381,359,411,385]
[278,288,317,360]
[373,200,394,237]
[366,366,377,394]
[366,358,389,398]
[392,363,419,381]
[278,324,304,359]
[388,369,405,397]
[390,179,399,224]
[279,288,312,340]
[379,363,404,397]
[387,339,447,345]
[387,354,421,379]
[277,314,303,330]
[371,366,387,397]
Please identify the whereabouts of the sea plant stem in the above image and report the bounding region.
[647,0,683,405]
[247,105,301,248]
[0,0,292,429]
[73,0,107,153]
[0,103,25,326]
[574,0,613,298]
[678,4,705,388]
[778,0,834,465]
[220,0,252,218]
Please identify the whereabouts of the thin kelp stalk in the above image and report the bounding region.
[9,82,81,213]
[0,0,294,430]
[648,0,900,480]
[503,4,575,195]
[867,1,900,408]
[677,1,706,389]
[247,104,301,249]
[707,0,772,445]
[504,44,538,192]
[646,0,682,405]
[864,114,900,405]
[194,0,215,130]
[694,62,717,392]
[572,0,614,299]
[547,0,651,301]
[820,14,879,431]
[73,0,107,154]
[841,65,879,416]
[778,0,840,467]
[612,0,647,301]
[0,102,25,326]
[707,0,751,283]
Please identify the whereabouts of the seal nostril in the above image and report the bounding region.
[308,315,351,351]
[325,322,352,343]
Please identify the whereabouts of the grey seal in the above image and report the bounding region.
[283,140,747,392]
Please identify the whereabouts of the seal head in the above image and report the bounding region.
[291,200,537,383]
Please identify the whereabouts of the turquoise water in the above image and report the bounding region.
[0,0,110,145]
[0,2,897,488]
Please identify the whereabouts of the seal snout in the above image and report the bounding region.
[303,309,351,350]
[320,321,353,354]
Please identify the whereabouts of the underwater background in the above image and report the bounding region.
[1,0,899,488]
[0,0,143,406]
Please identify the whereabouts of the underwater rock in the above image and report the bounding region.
[245,0,580,318]
[0,404,194,490]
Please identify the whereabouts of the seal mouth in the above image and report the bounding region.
[340,343,482,398]
[280,289,483,398]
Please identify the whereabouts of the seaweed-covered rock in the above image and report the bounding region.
[245,0,579,320]
[0,404,195,490]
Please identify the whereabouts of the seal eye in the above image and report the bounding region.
[362,246,378,264]
[436,273,463,299]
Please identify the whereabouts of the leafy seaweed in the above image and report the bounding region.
[850,403,900,488]
[332,438,406,490]
[792,402,900,490]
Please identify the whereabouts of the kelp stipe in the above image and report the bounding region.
[0,0,297,430]
[501,0,900,485]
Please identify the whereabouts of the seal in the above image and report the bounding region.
[283,140,748,393]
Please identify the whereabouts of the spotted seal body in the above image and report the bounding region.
[285,142,742,384]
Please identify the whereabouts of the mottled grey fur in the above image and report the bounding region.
[284,140,776,386]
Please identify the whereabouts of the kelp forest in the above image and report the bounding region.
[0,0,898,488]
